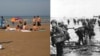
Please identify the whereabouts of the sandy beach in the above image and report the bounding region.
[0,24,50,56]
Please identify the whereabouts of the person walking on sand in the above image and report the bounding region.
[36,16,41,29]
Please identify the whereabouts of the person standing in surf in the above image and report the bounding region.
[36,16,41,29]
[0,16,5,28]
[32,16,36,25]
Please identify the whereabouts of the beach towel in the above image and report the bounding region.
[21,30,31,32]
[5,28,16,31]
[9,28,16,30]
[38,28,46,32]
[38,29,46,31]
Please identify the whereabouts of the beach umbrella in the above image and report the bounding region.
[15,17,22,20]
[11,17,16,22]
[15,17,23,22]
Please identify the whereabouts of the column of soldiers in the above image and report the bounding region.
[50,18,97,56]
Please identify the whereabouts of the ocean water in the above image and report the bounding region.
[3,16,50,25]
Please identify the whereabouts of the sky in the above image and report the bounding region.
[51,0,100,18]
[0,0,50,16]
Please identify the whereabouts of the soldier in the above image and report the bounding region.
[73,19,76,25]
[82,22,89,45]
[67,19,70,25]
[82,21,95,45]
[75,27,84,45]
[58,22,70,42]
[88,22,95,45]
[98,20,100,28]
[51,20,65,56]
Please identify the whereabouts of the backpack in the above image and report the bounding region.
[51,26,66,44]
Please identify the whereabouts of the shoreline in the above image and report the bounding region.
[0,23,50,32]
[0,23,50,56]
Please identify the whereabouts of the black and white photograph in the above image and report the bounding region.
[50,0,100,56]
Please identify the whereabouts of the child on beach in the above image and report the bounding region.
[19,21,23,29]
[16,25,20,31]
[33,24,38,31]
[22,21,28,30]
[5,24,10,31]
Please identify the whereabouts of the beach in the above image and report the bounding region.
[0,24,50,56]
[50,18,100,56]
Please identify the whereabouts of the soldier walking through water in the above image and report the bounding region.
[51,20,66,56]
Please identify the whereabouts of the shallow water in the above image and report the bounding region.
[4,16,50,26]
[50,45,100,56]
[64,52,100,56]
[64,46,100,56]
[50,20,100,56]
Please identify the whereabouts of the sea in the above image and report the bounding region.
[3,16,50,25]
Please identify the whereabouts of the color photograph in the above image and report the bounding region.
[0,0,50,56]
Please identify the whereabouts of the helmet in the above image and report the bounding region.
[51,20,57,24]
[58,21,64,27]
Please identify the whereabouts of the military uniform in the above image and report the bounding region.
[51,26,65,56]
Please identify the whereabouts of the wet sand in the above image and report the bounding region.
[0,24,50,56]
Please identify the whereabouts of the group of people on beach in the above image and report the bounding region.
[50,18,98,56]
[32,16,41,31]
[0,16,42,32]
